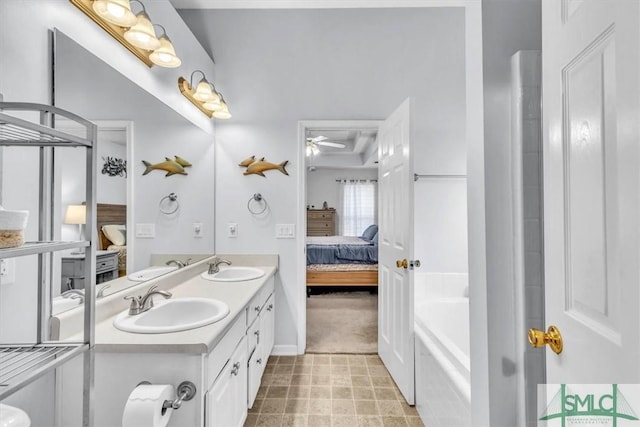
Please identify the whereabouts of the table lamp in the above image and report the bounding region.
[64,204,86,254]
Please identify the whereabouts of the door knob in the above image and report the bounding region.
[396,259,421,270]
[528,325,563,354]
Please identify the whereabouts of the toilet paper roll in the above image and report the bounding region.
[122,384,174,427]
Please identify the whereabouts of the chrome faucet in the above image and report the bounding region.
[61,289,84,302]
[166,258,191,269]
[97,284,111,299]
[124,285,172,315]
[208,257,232,275]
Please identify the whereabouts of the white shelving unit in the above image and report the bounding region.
[0,102,97,426]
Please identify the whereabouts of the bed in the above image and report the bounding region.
[96,203,127,276]
[306,227,379,287]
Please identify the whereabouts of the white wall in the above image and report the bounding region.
[306,167,377,234]
[414,178,468,273]
[480,1,542,425]
[180,7,467,351]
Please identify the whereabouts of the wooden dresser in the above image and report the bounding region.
[307,209,336,236]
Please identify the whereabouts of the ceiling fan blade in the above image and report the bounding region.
[317,141,346,148]
[310,135,328,142]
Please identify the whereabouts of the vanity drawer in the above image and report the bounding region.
[207,313,246,389]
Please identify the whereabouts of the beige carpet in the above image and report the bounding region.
[306,292,378,354]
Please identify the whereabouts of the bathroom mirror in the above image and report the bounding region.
[51,29,214,311]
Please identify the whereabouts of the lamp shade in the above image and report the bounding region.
[149,34,181,68]
[92,0,138,27]
[212,101,231,119]
[193,79,215,102]
[203,90,222,111]
[124,11,160,50]
[64,205,86,225]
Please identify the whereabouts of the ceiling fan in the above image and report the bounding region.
[305,135,346,156]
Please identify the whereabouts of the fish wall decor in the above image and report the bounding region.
[173,155,192,168]
[238,155,289,177]
[142,158,188,177]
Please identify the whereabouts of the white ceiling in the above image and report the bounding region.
[306,128,378,169]
[169,0,472,9]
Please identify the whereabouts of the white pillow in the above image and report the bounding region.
[102,224,126,246]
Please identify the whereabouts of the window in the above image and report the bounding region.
[339,180,377,236]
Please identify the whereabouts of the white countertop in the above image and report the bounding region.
[55,255,278,354]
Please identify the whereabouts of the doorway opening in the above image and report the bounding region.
[298,120,381,355]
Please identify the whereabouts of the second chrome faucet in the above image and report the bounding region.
[125,285,172,315]
[208,257,232,275]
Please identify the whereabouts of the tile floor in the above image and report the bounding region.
[244,354,425,427]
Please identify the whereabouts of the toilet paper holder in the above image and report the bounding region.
[137,381,197,414]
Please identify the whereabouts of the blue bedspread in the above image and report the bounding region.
[306,243,378,264]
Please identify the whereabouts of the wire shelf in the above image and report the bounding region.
[0,241,90,259]
[0,114,90,147]
[0,343,88,399]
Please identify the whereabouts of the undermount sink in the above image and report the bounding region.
[127,265,178,282]
[113,297,230,334]
[201,267,265,282]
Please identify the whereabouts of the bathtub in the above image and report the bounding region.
[414,273,470,426]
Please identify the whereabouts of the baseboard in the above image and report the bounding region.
[271,344,300,356]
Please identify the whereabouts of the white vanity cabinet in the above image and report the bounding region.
[205,312,248,427]
[206,275,275,426]
[206,335,248,427]
[247,280,275,408]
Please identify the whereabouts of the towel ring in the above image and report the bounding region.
[160,192,179,215]
[247,193,267,215]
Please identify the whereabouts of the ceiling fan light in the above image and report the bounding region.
[92,0,138,27]
[149,33,181,68]
[123,11,160,50]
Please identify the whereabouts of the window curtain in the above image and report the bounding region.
[338,180,377,236]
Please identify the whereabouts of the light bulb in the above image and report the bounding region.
[193,79,214,102]
[149,34,181,68]
[93,0,137,27]
[124,11,160,50]
[212,102,231,119]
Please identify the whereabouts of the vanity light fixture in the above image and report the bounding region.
[69,0,181,68]
[178,70,232,119]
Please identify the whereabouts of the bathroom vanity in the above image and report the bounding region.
[53,255,277,427]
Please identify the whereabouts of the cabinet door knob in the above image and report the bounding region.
[256,358,263,365]
[254,330,260,337]
[267,304,273,311]
[254,306,261,312]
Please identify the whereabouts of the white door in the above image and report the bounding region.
[541,0,639,384]
[378,98,415,404]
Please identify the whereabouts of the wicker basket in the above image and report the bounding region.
[0,207,29,249]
